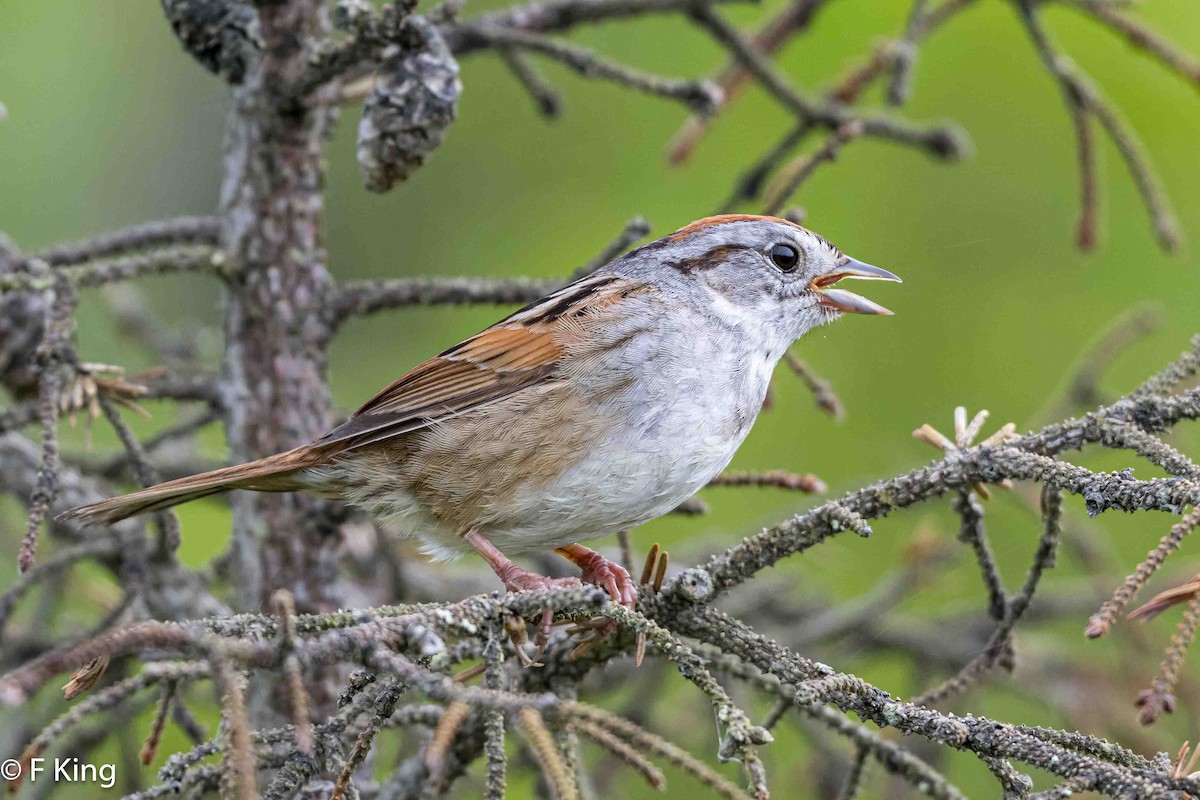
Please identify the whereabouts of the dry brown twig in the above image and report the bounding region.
[1017,0,1182,252]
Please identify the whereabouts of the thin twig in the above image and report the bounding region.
[886,0,930,106]
[688,4,967,160]
[270,591,313,755]
[801,702,966,800]
[1017,0,1181,252]
[210,656,256,800]
[0,246,226,292]
[467,25,719,114]
[484,633,508,800]
[666,0,827,165]
[836,746,869,800]
[140,679,178,765]
[334,217,649,324]
[717,123,811,212]
[18,277,77,572]
[913,487,1062,706]
[954,491,1008,622]
[708,470,826,494]
[96,390,182,555]
[518,707,580,800]
[1136,593,1200,725]
[333,276,557,325]
[15,217,220,269]
[762,122,863,215]
[781,352,843,419]
[500,48,563,117]
[1070,98,1099,251]
[566,216,651,280]
[447,0,756,54]
[333,679,406,799]
[425,700,473,774]
[1086,506,1200,638]
[565,703,752,800]
[574,718,667,790]
[1064,0,1200,88]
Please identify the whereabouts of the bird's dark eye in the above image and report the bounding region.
[769,243,801,272]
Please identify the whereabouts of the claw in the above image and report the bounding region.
[505,614,536,668]
[651,550,669,593]
[532,608,555,665]
[546,543,643,662]
[513,644,538,668]
[565,618,612,633]
[568,639,597,661]
[555,544,638,610]
[634,544,669,667]
[499,581,579,668]
[639,544,661,586]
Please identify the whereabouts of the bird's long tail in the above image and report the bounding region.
[57,445,325,527]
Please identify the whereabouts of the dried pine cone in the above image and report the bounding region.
[357,16,461,193]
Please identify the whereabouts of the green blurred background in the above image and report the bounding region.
[3,0,1200,796]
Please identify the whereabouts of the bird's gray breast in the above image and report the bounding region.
[536,297,775,536]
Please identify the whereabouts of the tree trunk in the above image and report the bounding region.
[219,0,339,614]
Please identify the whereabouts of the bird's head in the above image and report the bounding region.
[616,214,901,347]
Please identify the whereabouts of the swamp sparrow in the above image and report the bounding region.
[63,215,899,641]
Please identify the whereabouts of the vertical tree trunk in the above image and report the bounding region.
[219,0,339,613]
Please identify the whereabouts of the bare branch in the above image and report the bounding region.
[500,48,564,117]
[762,122,862,215]
[688,5,969,160]
[1064,0,1200,88]
[0,246,227,292]
[446,0,754,53]
[333,276,557,325]
[13,216,220,269]
[667,0,827,166]
[466,25,720,114]
[18,277,77,572]
[1017,0,1181,252]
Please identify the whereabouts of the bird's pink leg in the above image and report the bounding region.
[554,543,638,609]
[464,530,582,594]
[464,530,580,666]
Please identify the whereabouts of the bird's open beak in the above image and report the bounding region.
[810,257,902,316]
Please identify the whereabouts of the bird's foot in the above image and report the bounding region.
[567,542,668,664]
[496,566,583,595]
[557,544,638,609]
[555,544,641,661]
[497,567,582,667]
[463,530,584,667]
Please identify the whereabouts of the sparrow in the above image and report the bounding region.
[61,214,899,641]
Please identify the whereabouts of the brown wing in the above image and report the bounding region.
[314,273,645,451]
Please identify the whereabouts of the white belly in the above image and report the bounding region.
[449,320,774,556]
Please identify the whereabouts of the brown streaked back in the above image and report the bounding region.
[313,274,652,452]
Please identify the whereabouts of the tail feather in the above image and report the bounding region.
[57,445,323,527]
